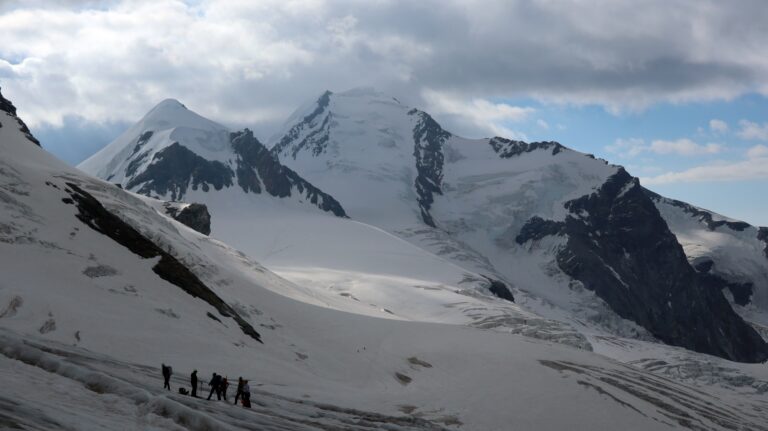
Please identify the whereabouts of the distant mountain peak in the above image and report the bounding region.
[152,98,186,109]
[78,98,347,218]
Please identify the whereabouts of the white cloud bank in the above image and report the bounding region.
[737,120,768,141]
[642,145,768,185]
[606,138,722,158]
[2,0,768,134]
[709,119,728,133]
[421,89,534,139]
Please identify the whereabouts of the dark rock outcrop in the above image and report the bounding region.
[690,257,754,306]
[759,227,768,258]
[126,142,234,200]
[409,109,451,228]
[0,87,40,146]
[484,276,515,302]
[552,169,767,363]
[489,137,563,158]
[163,202,211,235]
[697,273,754,307]
[64,183,261,343]
[516,217,565,244]
[231,129,347,217]
[118,126,346,217]
[272,91,333,159]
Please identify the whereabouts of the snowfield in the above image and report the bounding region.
[2,88,767,429]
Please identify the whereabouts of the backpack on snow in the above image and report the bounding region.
[178,387,189,395]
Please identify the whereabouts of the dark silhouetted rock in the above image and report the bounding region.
[516,217,565,244]
[409,109,451,227]
[484,276,515,302]
[553,168,767,363]
[759,227,768,258]
[164,202,211,235]
[126,142,234,200]
[489,137,563,158]
[231,129,347,217]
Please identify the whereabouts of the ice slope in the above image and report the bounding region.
[269,89,767,363]
[269,89,621,314]
[6,90,768,430]
[271,88,428,227]
[80,90,587,348]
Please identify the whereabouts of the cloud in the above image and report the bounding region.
[709,119,728,133]
[642,142,768,185]
[606,138,647,158]
[737,120,768,141]
[421,88,533,138]
[1,0,768,137]
[606,137,722,158]
[536,119,549,130]
[747,144,768,158]
[649,138,722,156]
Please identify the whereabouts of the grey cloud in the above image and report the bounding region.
[1,0,768,162]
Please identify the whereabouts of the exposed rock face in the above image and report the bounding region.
[0,87,40,146]
[116,130,347,218]
[409,109,450,227]
[489,137,563,158]
[231,129,347,217]
[516,217,565,244]
[80,98,346,219]
[127,142,233,200]
[63,183,261,343]
[272,91,333,159]
[163,202,211,235]
[484,277,515,302]
[759,227,768,258]
[549,169,767,362]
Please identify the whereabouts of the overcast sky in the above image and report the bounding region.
[1,0,767,224]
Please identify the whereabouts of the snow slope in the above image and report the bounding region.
[6,88,768,429]
[80,92,590,349]
[78,87,768,364]
[269,88,767,363]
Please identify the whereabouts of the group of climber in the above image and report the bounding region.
[161,363,252,408]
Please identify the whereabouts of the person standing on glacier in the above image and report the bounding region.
[190,370,199,398]
[161,363,172,390]
[207,373,222,400]
[233,377,245,405]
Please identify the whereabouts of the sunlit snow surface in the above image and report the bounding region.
[12,89,758,429]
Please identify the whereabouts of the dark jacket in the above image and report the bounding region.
[209,374,222,388]
[191,371,198,386]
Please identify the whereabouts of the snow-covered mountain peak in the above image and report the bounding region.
[266,87,768,362]
[151,97,186,109]
[78,99,347,216]
[270,88,425,158]
[78,98,231,182]
[139,98,225,134]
